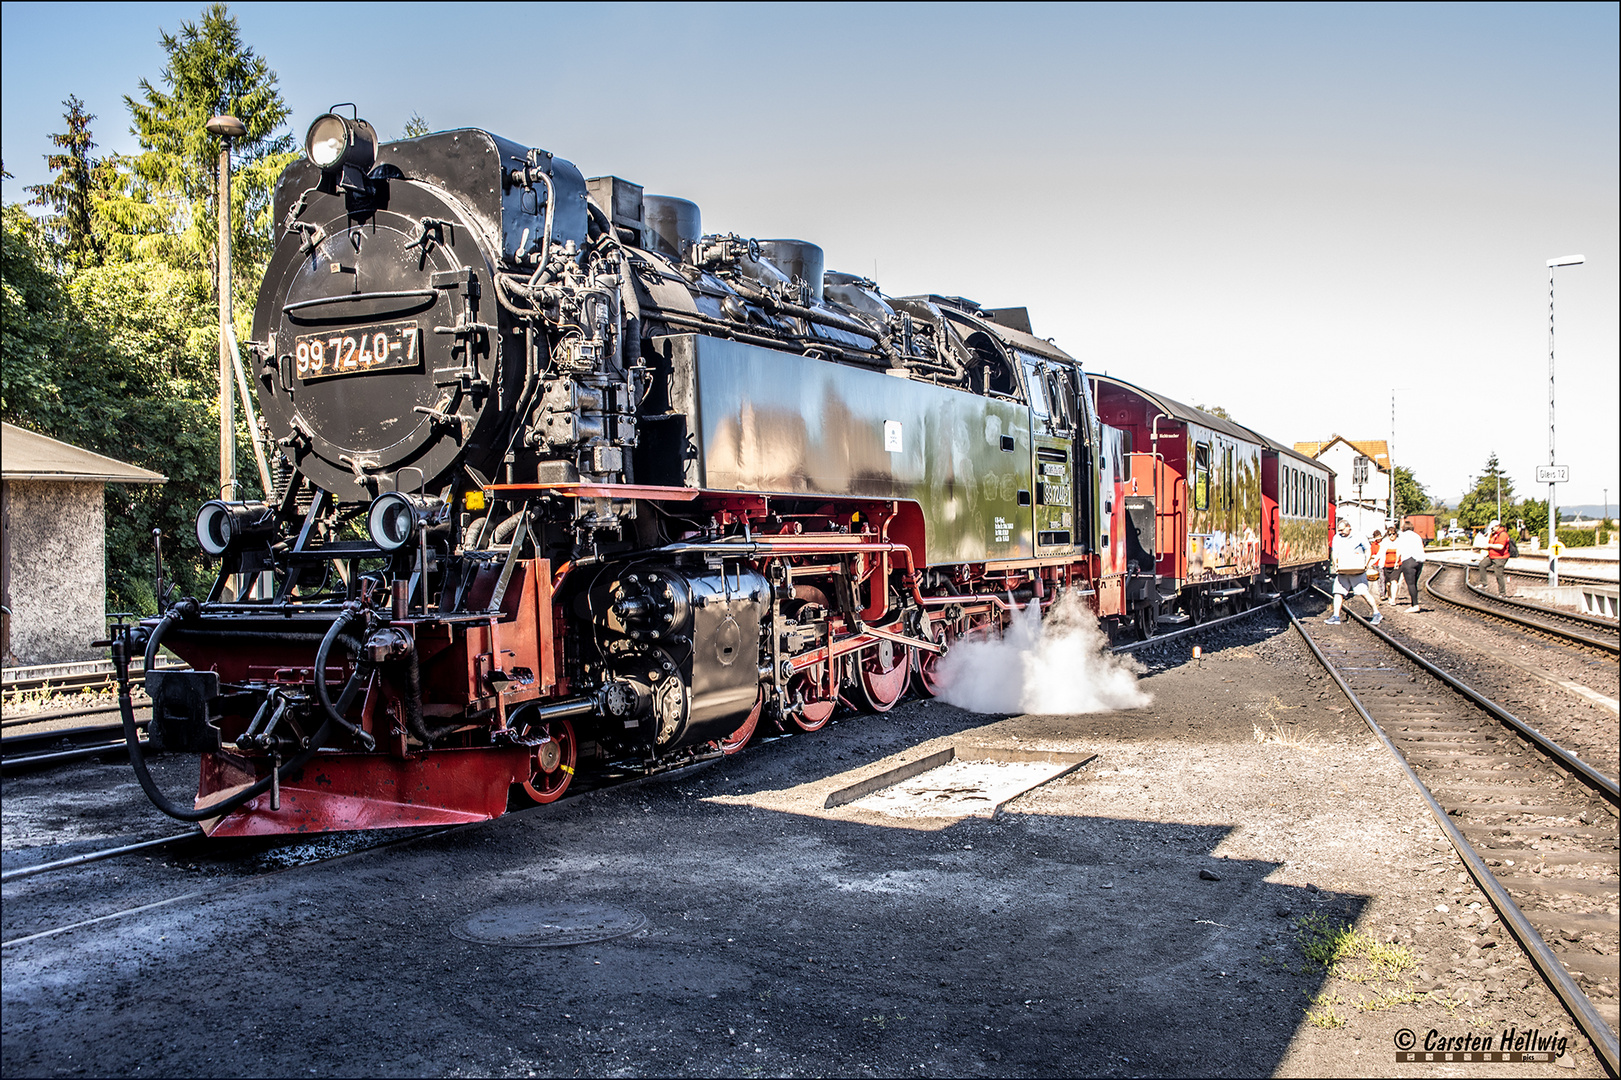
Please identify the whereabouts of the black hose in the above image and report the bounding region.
[118,614,333,824]
[312,611,377,751]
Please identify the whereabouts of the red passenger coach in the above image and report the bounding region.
[1091,374,1330,627]
[1254,434,1334,593]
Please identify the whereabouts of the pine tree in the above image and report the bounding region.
[1457,452,1515,529]
[25,96,102,269]
[401,112,431,138]
[120,3,296,303]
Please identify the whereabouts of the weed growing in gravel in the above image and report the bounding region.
[1251,696,1317,748]
[1292,913,1435,1024]
[1352,987,1432,1012]
[1293,912,1417,982]
[1304,990,1348,1028]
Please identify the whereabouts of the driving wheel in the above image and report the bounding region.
[511,712,576,804]
[854,634,909,713]
[718,689,763,755]
[789,664,836,732]
[911,615,954,698]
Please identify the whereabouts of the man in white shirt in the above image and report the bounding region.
[1394,519,1427,612]
[1327,519,1381,625]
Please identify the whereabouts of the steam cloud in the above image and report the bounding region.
[933,591,1151,715]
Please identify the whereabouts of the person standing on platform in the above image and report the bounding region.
[1396,518,1427,612]
[1475,519,1512,596]
[1327,519,1381,624]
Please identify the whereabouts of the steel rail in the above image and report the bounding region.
[1284,600,1619,1076]
[1,740,154,774]
[0,830,201,883]
[3,720,139,754]
[2,701,142,729]
[1311,582,1618,802]
[1111,596,1284,654]
[1464,576,1619,631]
[1426,564,1619,655]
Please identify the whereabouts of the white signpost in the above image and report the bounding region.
[1535,465,1569,484]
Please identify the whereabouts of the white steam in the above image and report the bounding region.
[933,591,1151,715]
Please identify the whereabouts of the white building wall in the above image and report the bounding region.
[1316,442,1391,539]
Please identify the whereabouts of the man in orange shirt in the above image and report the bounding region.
[1475,520,1512,596]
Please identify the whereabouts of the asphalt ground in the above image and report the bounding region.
[1,606,1608,1077]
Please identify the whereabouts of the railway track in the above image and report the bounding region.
[2,660,186,700]
[0,712,151,774]
[1288,594,1620,1072]
[1426,563,1621,655]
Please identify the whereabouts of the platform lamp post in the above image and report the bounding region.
[206,114,247,502]
[1546,254,1584,587]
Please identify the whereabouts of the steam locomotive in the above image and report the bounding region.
[113,110,1333,835]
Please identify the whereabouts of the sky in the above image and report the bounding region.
[3,1,1617,510]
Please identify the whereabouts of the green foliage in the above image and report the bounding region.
[2,206,230,611]
[1392,465,1428,517]
[121,2,296,306]
[1518,498,1548,534]
[3,5,297,615]
[1456,452,1514,529]
[1194,402,1233,421]
[401,112,431,139]
[1543,527,1600,550]
[25,96,102,269]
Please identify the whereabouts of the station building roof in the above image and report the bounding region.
[1293,436,1391,470]
[1,423,166,484]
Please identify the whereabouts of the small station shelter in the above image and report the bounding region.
[2,424,165,667]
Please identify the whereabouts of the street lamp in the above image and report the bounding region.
[1546,254,1584,586]
[206,114,246,502]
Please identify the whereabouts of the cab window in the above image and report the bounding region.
[1194,443,1210,511]
[1021,359,1049,418]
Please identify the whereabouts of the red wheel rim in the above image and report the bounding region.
[856,633,909,712]
[519,716,576,803]
[718,690,763,755]
[790,665,835,732]
[911,617,953,698]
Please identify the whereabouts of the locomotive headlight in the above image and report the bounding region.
[367,492,448,552]
[303,110,377,175]
[306,114,349,168]
[196,500,275,556]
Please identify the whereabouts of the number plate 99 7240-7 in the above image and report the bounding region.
[295,322,421,381]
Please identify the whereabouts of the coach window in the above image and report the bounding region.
[1285,470,1294,516]
[1223,446,1234,509]
[1194,443,1210,511]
